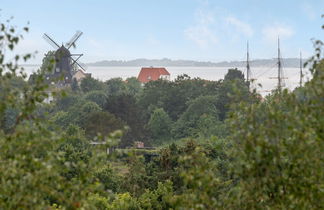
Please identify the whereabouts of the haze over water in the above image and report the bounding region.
[23,65,310,96]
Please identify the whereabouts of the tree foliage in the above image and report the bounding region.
[226,59,324,209]
[1,12,323,209]
[80,77,104,93]
[0,18,108,208]
[147,108,173,145]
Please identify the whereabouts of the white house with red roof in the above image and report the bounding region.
[137,67,170,83]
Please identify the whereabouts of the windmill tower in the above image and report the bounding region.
[43,31,85,85]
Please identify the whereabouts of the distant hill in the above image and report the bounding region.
[86,58,306,68]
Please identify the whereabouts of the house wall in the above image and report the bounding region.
[159,75,170,80]
[73,71,87,83]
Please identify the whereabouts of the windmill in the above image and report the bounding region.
[43,31,85,85]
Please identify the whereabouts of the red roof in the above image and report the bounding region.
[137,67,170,83]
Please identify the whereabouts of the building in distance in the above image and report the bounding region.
[72,69,92,83]
[137,67,170,83]
[42,31,86,87]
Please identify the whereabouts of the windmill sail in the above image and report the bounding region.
[43,33,60,49]
[71,56,86,71]
[66,31,83,49]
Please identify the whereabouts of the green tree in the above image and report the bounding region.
[2,107,19,132]
[51,98,102,129]
[83,111,125,139]
[138,75,221,122]
[80,77,105,93]
[172,95,219,139]
[196,114,226,138]
[168,147,230,209]
[105,77,127,96]
[125,77,142,96]
[39,50,55,74]
[0,17,108,208]
[226,61,324,208]
[147,108,173,145]
[50,110,70,127]
[94,164,122,192]
[216,68,251,120]
[224,68,245,81]
[54,94,84,112]
[83,90,107,109]
[105,93,145,147]
[71,78,80,92]
[57,125,93,180]
[76,101,102,126]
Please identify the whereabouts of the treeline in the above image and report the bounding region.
[48,68,254,147]
[0,16,323,209]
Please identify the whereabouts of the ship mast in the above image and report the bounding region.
[269,37,287,91]
[277,37,282,89]
[246,41,251,90]
[299,52,303,87]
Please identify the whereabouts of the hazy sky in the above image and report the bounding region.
[1,0,323,63]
